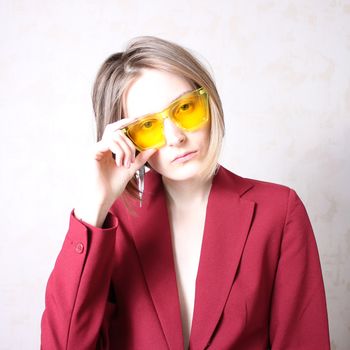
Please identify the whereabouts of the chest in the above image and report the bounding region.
[168,204,207,287]
[168,205,207,345]
[169,205,206,269]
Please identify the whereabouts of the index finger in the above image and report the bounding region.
[107,117,138,132]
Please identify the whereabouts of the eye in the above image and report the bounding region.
[142,120,153,129]
[180,103,191,111]
[139,118,160,130]
[177,101,195,114]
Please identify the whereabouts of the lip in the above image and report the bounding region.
[172,150,198,163]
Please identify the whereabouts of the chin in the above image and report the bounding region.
[153,162,205,182]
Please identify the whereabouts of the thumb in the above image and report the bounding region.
[132,148,158,170]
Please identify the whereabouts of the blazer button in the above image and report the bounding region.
[75,242,84,254]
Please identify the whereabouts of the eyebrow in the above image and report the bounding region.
[126,88,195,122]
[170,89,193,104]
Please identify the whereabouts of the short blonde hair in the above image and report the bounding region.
[92,36,225,198]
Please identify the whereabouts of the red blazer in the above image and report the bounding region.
[41,166,330,349]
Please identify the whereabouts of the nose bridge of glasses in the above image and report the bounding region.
[158,108,171,121]
[163,112,185,140]
[163,118,185,146]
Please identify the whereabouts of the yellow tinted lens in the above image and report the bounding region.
[171,91,208,130]
[126,117,164,150]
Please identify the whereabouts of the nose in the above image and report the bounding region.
[163,118,186,146]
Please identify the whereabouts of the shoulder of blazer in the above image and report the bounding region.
[215,165,292,198]
[216,166,297,222]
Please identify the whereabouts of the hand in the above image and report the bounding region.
[74,119,157,226]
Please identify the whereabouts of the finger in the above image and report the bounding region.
[97,120,137,164]
[94,139,112,161]
[122,135,137,163]
[133,148,158,169]
[105,117,138,133]
[108,141,125,167]
[111,133,135,168]
[113,132,136,163]
[96,136,125,167]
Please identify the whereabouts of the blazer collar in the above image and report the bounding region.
[127,166,255,350]
[189,167,255,349]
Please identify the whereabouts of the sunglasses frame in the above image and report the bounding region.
[122,87,209,151]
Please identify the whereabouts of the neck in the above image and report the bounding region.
[162,175,214,209]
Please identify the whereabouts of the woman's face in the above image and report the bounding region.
[125,69,210,182]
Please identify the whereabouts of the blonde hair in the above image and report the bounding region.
[92,36,225,198]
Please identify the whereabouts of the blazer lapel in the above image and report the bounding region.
[189,167,255,349]
[128,171,184,350]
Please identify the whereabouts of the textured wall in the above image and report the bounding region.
[0,0,349,349]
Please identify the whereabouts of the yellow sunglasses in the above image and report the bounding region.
[122,87,209,151]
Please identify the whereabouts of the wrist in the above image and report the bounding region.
[74,201,111,228]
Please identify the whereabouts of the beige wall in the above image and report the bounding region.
[0,0,349,348]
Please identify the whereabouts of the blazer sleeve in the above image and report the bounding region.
[41,209,118,350]
[269,189,330,349]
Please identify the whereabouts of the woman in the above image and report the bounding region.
[41,36,330,349]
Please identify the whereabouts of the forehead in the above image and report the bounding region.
[125,69,192,119]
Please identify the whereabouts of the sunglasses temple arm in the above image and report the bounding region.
[135,166,145,208]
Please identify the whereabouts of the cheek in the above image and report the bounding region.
[146,150,164,171]
[198,124,211,149]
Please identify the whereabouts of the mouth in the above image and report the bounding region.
[172,151,198,163]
